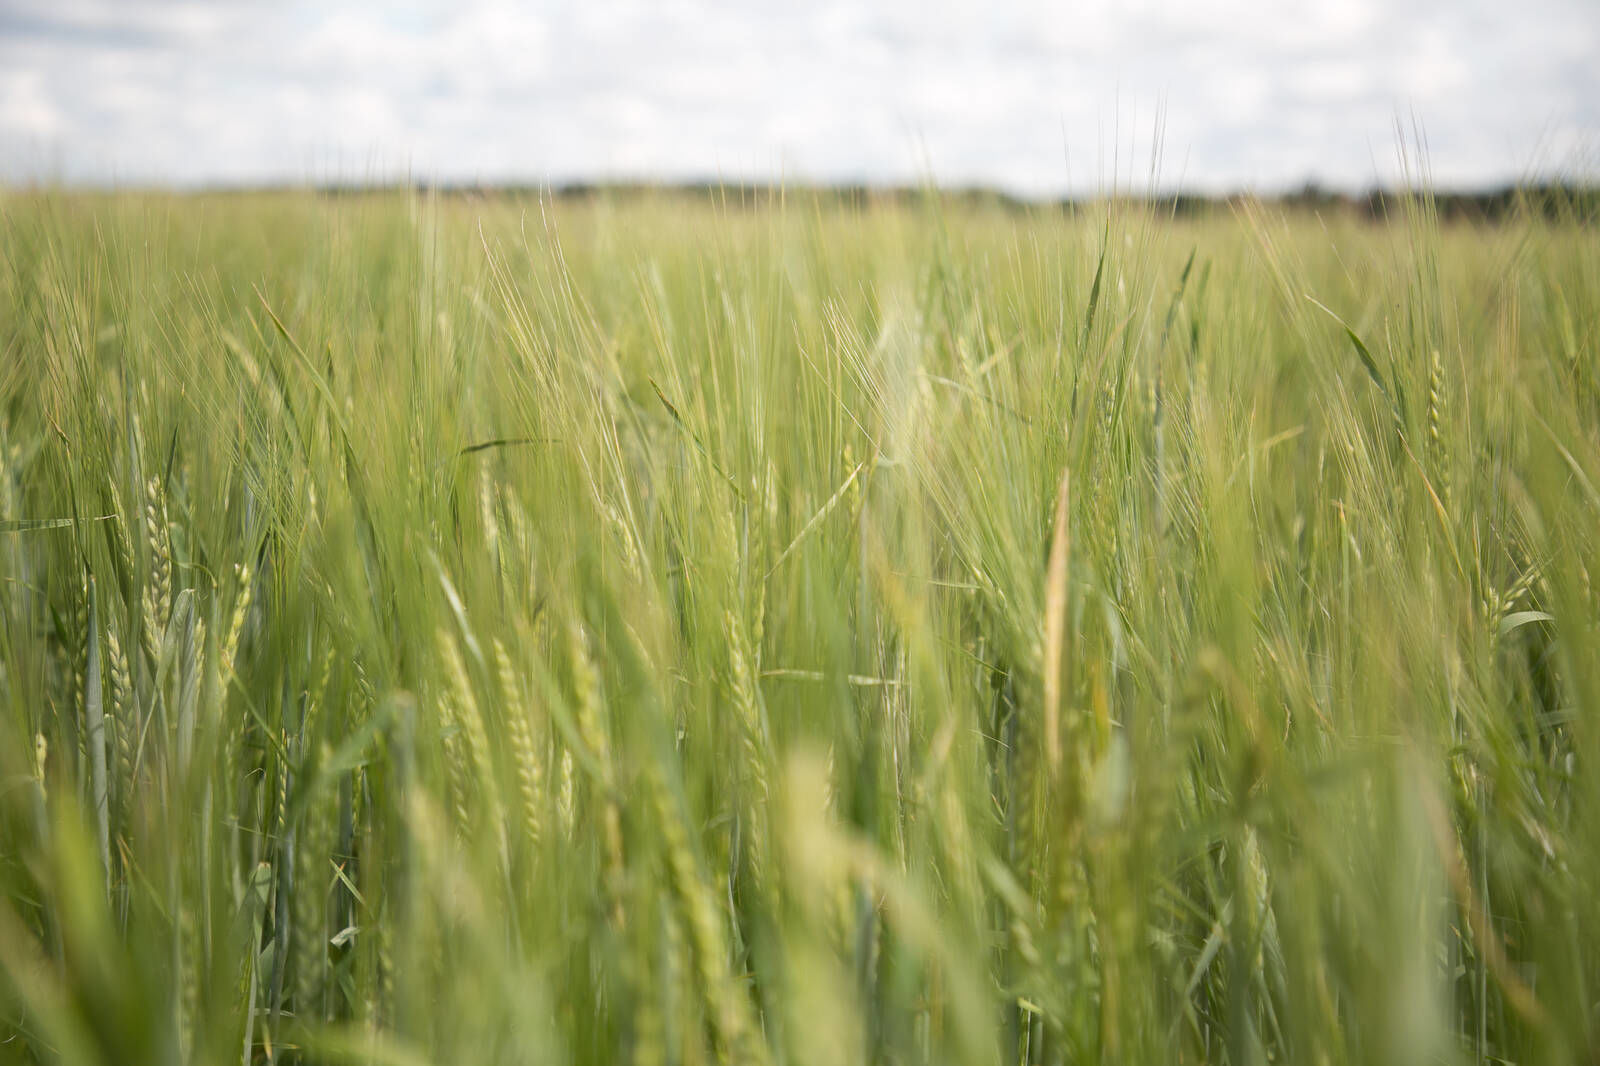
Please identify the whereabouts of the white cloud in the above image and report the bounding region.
[0,70,63,138]
[0,0,1595,192]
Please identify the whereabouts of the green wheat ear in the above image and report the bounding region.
[494,637,546,853]
[104,624,135,829]
[140,476,172,667]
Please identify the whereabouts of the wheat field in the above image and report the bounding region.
[1,187,1597,1064]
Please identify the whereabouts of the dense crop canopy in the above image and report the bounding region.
[0,188,1597,1064]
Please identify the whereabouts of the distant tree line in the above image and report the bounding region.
[305,178,1599,223]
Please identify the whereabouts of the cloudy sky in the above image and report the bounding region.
[1,0,1596,195]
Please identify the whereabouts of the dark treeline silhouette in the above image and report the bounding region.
[300,178,1598,223]
[1281,181,1599,224]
